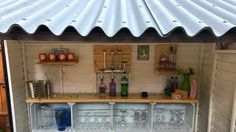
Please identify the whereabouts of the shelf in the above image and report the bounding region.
[32,127,71,132]
[214,50,236,54]
[155,69,177,75]
[36,60,79,66]
[26,93,198,103]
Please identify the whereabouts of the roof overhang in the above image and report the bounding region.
[0,0,236,43]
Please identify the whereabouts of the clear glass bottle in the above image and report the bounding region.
[121,72,129,97]
[98,79,107,96]
[168,46,174,69]
[160,49,167,70]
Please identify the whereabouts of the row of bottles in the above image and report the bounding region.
[98,71,129,97]
[159,46,176,70]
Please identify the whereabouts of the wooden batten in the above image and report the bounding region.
[94,45,131,72]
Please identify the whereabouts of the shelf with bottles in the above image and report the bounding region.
[155,45,177,75]
[29,103,72,132]
[37,48,79,66]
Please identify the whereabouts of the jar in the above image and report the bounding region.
[67,53,75,61]
[48,53,56,62]
[39,53,47,62]
[59,53,67,61]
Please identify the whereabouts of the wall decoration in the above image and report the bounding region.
[137,45,149,60]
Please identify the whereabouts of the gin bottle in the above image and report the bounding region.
[121,72,129,97]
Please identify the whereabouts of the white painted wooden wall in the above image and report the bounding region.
[209,53,236,132]
[197,44,214,132]
[4,41,29,132]
[22,42,201,94]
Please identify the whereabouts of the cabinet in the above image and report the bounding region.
[28,102,196,132]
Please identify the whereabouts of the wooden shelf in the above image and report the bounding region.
[26,93,198,103]
[155,69,177,75]
[214,50,236,54]
[36,60,79,66]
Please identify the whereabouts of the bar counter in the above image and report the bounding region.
[26,93,198,103]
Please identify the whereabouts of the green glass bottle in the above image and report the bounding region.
[121,72,128,97]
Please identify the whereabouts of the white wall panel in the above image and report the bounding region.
[5,41,29,132]
[198,44,214,132]
[210,53,236,132]
[23,42,201,94]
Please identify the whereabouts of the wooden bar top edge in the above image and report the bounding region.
[25,94,198,103]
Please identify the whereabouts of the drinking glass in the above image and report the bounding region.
[39,105,53,129]
[134,111,141,128]
[55,108,67,131]
[65,108,71,127]
[140,111,148,128]
[118,109,128,129]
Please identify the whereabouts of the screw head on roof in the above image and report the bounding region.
[139,5,143,7]
[97,20,102,23]
[22,18,27,20]
[172,20,177,22]
[198,21,203,23]
[122,21,127,24]
[212,4,216,6]
[46,19,52,21]
[72,20,77,22]
[146,21,150,24]
[223,20,227,23]
[104,6,107,8]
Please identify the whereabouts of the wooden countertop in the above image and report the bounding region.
[26,93,198,103]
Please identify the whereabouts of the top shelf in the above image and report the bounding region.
[36,60,79,66]
[25,93,198,104]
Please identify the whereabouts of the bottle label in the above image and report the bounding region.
[121,80,128,84]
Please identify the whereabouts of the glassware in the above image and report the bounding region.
[134,111,141,128]
[118,109,128,129]
[140,111,148,128]
[65,108,71,127]
[55,108,67,131]
[39,105,53,129]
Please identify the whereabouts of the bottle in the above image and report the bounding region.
[45,80,51,98]
[168,46,174,69]
[109,76,116,97]
[175,77,178,90]
[98,79,107,96]
[170,77,176,93]
[160,49,167,70]
[189,79,198,99]
[121,72,129,97]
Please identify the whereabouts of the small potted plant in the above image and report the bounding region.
[178,67,195,92]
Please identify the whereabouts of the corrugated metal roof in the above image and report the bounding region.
[0,0,236,37]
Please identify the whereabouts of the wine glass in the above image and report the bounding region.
[118,109,128,129]
[39,105,53,129]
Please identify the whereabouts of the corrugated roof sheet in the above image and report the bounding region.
[0,0,236,37]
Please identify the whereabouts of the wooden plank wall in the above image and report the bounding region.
[210,53,236,132]
[197,44,214,132]
[22,42,201,95]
